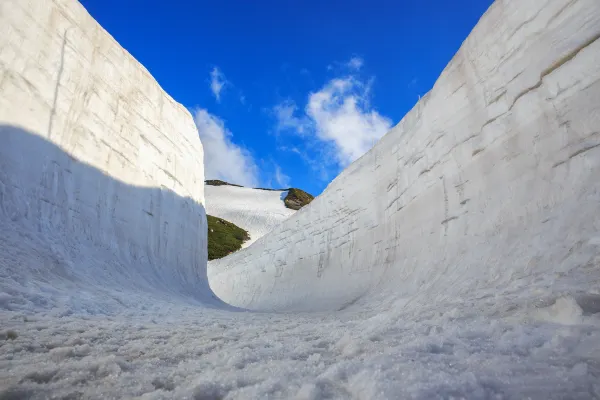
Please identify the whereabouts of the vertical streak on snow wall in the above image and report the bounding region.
[209,0,600,312]
[0,0,211,307]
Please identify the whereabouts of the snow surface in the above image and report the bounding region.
[205,185,296,248]
[1,0,600,398]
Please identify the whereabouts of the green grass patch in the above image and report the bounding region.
[207,215,250,260]
[284,188,314,210]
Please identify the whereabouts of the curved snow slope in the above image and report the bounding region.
[0,0,219,313]
[205,185,296,248]
[209,0,600,312]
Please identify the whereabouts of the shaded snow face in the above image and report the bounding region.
[205,185,296,249]
[0,0,217,313]
[2,0,600,398]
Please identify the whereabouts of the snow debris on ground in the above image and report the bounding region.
[2,289,600,399]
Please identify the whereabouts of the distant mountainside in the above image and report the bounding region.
[207,215,249,260]
[205,181,314,259]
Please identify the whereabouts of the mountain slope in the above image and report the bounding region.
[205,183,298,249]
[207,215,249,260]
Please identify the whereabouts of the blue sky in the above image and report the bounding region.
[80,0,493,195]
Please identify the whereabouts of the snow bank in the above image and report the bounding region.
[209,0,600,312]
[0,0,218,312]
[205,185,296,248]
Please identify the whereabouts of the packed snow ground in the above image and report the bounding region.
[2,0,600,398]
[2,208,600,398]
[205,185,296,248]
[2,249,600,399]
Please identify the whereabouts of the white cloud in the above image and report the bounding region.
[327,57,364,73]
[194,108,259,187]
[347,57,364,70]
[272,100,310,135]
[274,164,291,188]
[307,77,392,166]
[209,67,228,102]
[274,72,392,169]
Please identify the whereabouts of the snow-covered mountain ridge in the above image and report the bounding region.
[205,181,313,252]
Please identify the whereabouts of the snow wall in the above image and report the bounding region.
[209,0,600,312]
[0,0,219,313]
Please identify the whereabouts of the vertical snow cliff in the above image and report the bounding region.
[0,0,212,311]
[209,0,600,312]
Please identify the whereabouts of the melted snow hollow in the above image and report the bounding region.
[1,0,600,399]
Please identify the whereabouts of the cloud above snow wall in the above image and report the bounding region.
[273,69,392,180]
[307,77,392,166]
[194,108,260,188]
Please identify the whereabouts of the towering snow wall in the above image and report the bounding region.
[0,0,214,312]
[209,0,600,312]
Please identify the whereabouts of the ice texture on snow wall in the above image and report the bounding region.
[0,0,214,312]
[209,0,600,312]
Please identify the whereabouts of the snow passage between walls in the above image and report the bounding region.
[205,185,296,249]
[208,0,600,313]
[1,0,600,398]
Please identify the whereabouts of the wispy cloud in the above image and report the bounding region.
[274,164,290,188]
[272,100,310,136]
[273,64,392,170]
[346,56,364,70]
[194,108,259,187]
[279,144,331,182]
[209,67,228,102]
[327,56,365,73]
